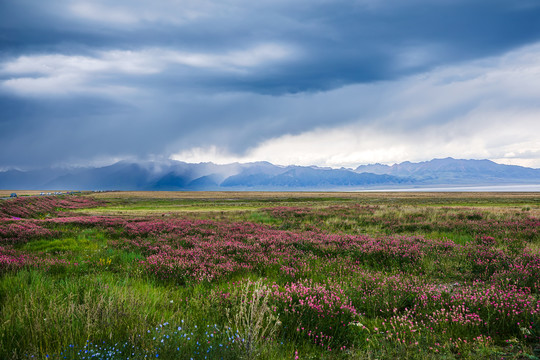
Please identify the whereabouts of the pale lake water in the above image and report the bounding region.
[359,184,540,192]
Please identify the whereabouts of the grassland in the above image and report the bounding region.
[0,191,539,359]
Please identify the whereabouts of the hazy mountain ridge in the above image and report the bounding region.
[0,158,538,190]
[355,157,540,184]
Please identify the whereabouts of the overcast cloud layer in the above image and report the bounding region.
[1,0,540,169]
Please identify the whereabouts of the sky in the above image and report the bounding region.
[1,0,540,170]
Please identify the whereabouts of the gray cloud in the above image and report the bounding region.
[1,0,540,169]
[3,0,540,91]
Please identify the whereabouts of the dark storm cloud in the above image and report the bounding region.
[3,0,540,91]
[0,87,381,167]
[1,0,540,168]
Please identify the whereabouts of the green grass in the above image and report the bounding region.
[23,236,100,253]
[247,211,281,225]
[426,231,475,245]
[0,270,243,359]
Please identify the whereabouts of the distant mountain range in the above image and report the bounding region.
[0,158,538,190]
[355,158,540,185]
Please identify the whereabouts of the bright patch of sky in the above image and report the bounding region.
[178,43,540,168]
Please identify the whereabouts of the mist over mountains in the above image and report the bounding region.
[0,158,538,191]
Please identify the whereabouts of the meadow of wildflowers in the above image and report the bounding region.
[0,193,538,359]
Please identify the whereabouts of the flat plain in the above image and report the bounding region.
[0,191,539,359]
